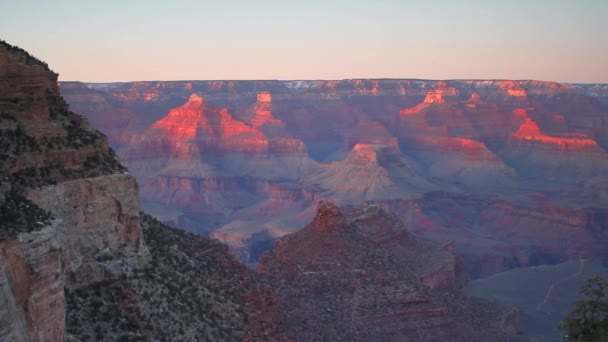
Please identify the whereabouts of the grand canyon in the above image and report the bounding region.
[1,30,607,341]
[60,78,608,277]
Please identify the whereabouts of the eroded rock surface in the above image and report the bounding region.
[258,202,518,341]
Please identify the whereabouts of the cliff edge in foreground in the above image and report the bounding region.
[0,39,148,341]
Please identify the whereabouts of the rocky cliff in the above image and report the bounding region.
[0,39,148,341]
[65,213,284,341]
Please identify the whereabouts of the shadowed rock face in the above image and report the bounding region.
[61,79,608,272]
[0,40,148,341]
[257,202,518,341]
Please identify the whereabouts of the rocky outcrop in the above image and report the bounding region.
[410,192,608,278]
[257,202,518,341]
[305,143,436,204]
[0,223,63,342]
[244,92,286,136]
[496,108,608,182]
[65,214,285,341]
[0,40,148,341]
[25,174,148,288]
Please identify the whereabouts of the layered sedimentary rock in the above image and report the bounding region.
[497,108,608,183]
[238,91,287,136]
[62,78,608,274]
[0,223,63,341]
[305,143,436,203]
[65,214,285,341]
[25,174,148,287]
[59,82,137,147]
[120,93,319,243]
[405,192,608,278]
[258,201,517,341]
[0,40,148,341]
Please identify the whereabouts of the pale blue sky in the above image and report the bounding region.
[1,0,606,82]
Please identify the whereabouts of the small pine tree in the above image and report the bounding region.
[559,276,608,341]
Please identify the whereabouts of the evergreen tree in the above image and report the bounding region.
[559,276,608,341]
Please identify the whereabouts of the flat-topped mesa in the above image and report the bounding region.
[105,81,162,103]
[512,108,598,149]
[312,200,347,233]
[352,79,380,94]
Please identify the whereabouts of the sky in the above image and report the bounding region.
[1,0,607,83]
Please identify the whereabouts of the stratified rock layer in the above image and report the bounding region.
[64,79,608,273]
[0,224,63,341]
[0,40,148,341]
[258,202,517,341]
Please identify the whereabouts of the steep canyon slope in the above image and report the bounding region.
[257,201,520,341]
[62,79,608,276]
[0,39,150,341]
[0,40,272,341]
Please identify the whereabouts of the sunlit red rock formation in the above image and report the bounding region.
[153,93,265,142]
[500,81,528,97]
[512,108,598,149]
[403,136,515,188]
[400,81,460,115]
[250,92,285,131]
[62,78,608,274]
[117,94,319,246]
[400,90,444,115]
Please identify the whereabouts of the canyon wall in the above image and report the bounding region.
[0,40,148,341]
[62,78,608,274]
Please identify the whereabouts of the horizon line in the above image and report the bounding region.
[58,78,608,85]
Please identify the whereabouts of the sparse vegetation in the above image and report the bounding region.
[65,213,274,341]
[0,39,53,71]
[0,189,52,241]
[560,276,608,341]
[0,94,127,191]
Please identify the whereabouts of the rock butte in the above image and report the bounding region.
[61,77,608,276]
[257,201,519,341]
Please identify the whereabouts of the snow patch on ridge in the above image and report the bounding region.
[283,81,317,89]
